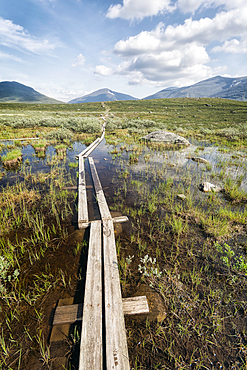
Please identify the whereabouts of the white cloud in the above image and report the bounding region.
[116,44,210,82]
[107,6,247,86]
[212,38,247,53]
[94,65,112,76]
[0,17,58,53]
[106,0,246,19]
[114,8,247,57]
[114,24,163,56]
[72,54,86,67]
[177,0,246,13]
[106,0,176,20]
[162,8,247,46]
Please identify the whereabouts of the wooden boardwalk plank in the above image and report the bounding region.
[75,216,129,230]
[79,220,102,370]
[76,117,106,158]
[83,139,101,158]
[122,296,149,316]
[76,138,100,158]
[88,157,111,220]
[103,218,130,370]
[53,296,149,325]
[78,156,88,228]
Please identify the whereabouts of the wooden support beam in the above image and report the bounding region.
[76,215,129,229]
[113,216,129,224]
[78,156,88,228]
[103,218,130,370]
[79,220,102,370]
[53,296,149,326]
[88,157,111,220]
[122,296,149,316]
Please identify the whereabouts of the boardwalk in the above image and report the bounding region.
[78,156,130,370]
[52,110,149,369]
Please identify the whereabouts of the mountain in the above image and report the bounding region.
[144,76,247,101]
[0,81,63,104]
[68,88,138,103]
[144,87,179,100]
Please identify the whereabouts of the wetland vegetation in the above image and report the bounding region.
[0,98,246,369]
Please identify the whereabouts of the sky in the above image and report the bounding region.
[0,0,246,102]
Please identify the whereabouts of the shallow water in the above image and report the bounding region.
[1,137,247,369]
[1,138,247,206]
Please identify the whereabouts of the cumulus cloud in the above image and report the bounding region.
[106,0,246,19]
[162,8,247,46]
[114,8,247,57]
[116,44,210,82]
[106,0,175,20]
[177,0,246,13]
[212,38,247,53]
[106,6,247,86]
[72,54,86,67]
[94,65,112,76]
[0,17,58,53]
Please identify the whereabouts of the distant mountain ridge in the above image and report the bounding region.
[68,88,138,103]
[0,81,62,104]
[0,76,246,104]
[144,76,247,101]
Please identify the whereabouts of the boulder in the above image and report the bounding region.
[142,131,190,146]
[199,182,222,193]
[192,157,210,164]
[177,194,187,200]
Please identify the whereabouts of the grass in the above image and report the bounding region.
[0,98,247,369]
[105,104,247,369]
[0,159,79,369]
[1,148,22,162]
[32,140,47,149]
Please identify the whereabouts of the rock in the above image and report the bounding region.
[177,194,187,200]
[142,131,190,146]
[205,104,212,107]
[67,229,85,247]
[199,182,222,193]
[192,157,210,164]
[158,207,166,218]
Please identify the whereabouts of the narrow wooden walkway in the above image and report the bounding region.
[79,220,102,369]
[52,113,149,369]
[78,157,130,370]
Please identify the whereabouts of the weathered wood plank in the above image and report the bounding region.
[88,157,111,220]
[53,303,83,325]
[103,218,130,370]
[53,296,149,325]
[74,216,129,230]
[78,156,88,228]
[76,138,100,158]
[79,220,102,370]
[113,216,129,224]
[122,296,149,316]
[83,139,101,158]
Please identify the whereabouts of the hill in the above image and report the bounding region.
[144,76,247,101]
[0,81,63,104]
[68,88,137,103]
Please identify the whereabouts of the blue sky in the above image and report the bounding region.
[0,0,246,102]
